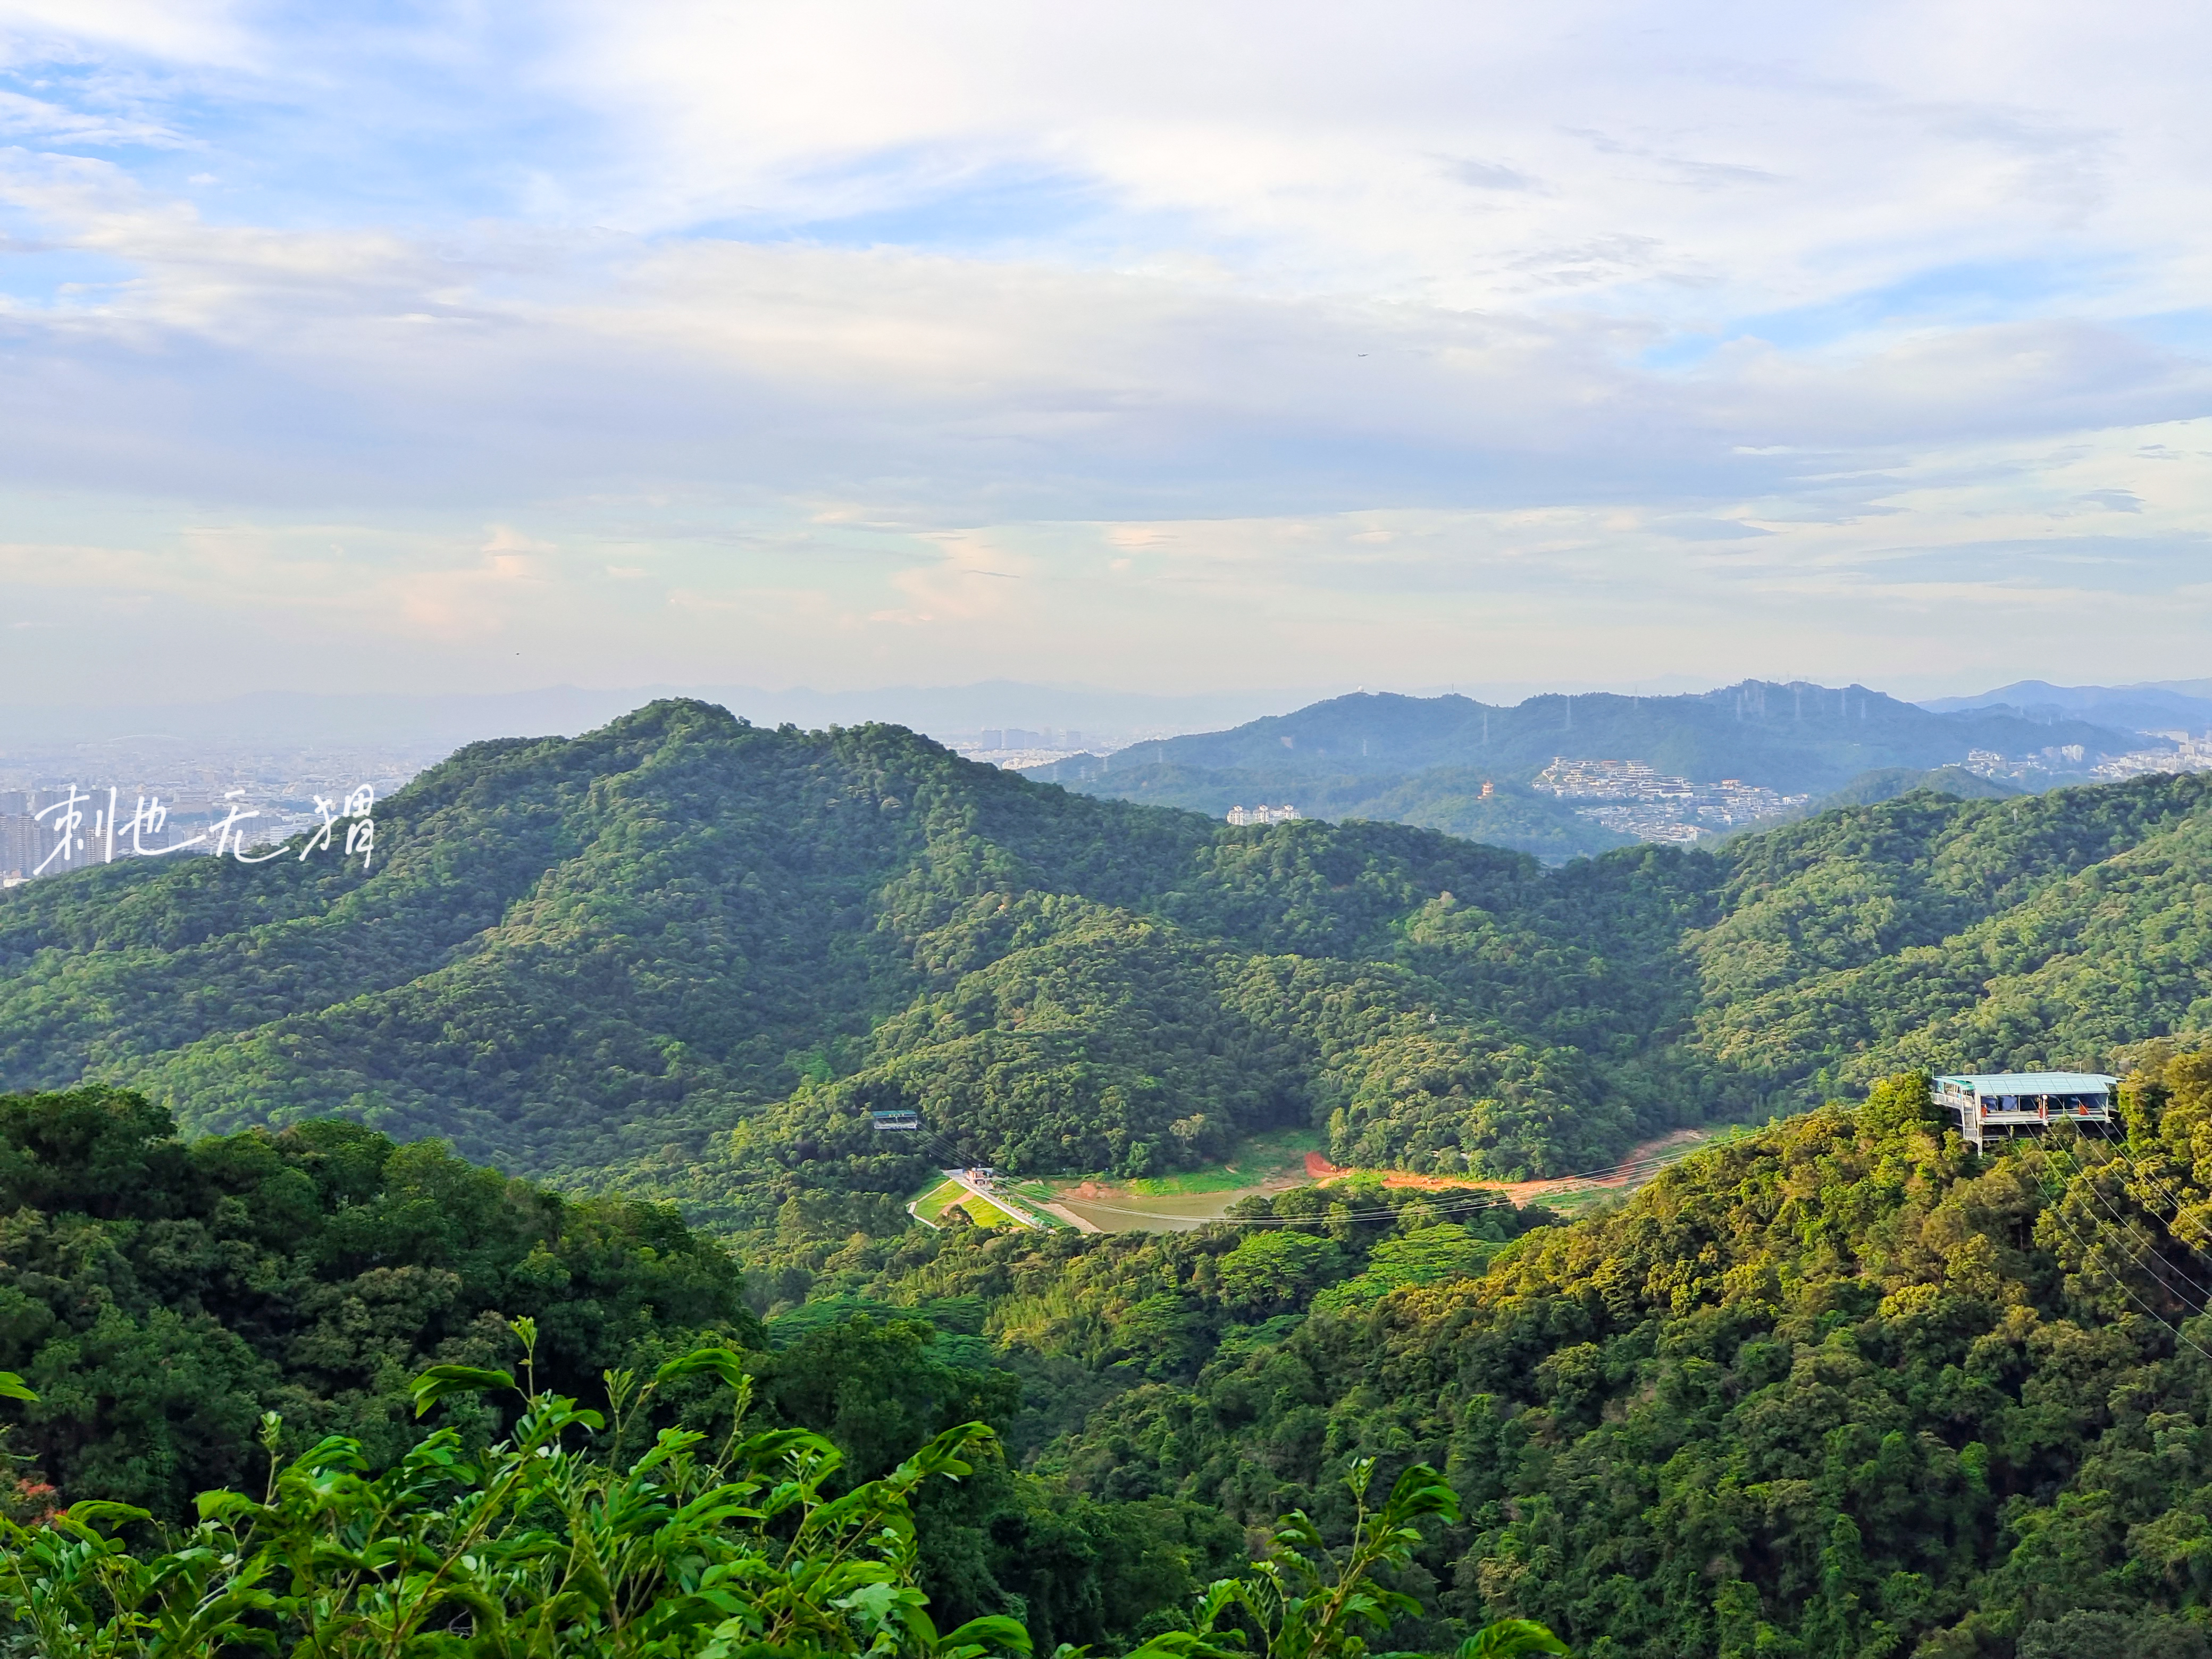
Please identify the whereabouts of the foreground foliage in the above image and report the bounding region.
[0,1085,756,1518]
[0,1326,1565,1658]
[0,1090,1259,1651]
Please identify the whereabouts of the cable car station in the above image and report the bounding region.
[1935,1071,2118,1152]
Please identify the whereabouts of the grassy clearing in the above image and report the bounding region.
[1506,1123,1750,1214]
[1114,1126,1324,1196]
[1043,1126,1325,1233]
[1053,1188,1263,1233]
[912,1179,967,1225]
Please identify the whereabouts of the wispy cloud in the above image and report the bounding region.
[0,0,2208,700]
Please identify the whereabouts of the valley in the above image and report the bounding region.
[1042,1124,1730,1231]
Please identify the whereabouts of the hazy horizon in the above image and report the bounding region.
[6,672,2211,763]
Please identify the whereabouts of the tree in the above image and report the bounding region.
[0,1341,1568,1658]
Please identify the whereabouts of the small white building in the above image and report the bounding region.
[1935,1071,2116,1151]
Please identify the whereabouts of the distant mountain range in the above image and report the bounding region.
[1024,680,2161,856]
[11,675,2202,871]
[1918,677,2212,734]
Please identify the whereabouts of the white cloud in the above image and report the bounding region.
[0,0,252,65]
[0,88,182,146]
[531,1,2212,315]
[0,0,2206,699]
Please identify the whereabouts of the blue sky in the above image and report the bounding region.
[1,0,2208,704]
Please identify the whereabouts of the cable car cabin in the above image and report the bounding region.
[1934,1071,2116,1151]
[869,1108,920,1132]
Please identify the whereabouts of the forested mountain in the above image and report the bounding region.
[26,1059,2212,1654]
[1025,682,2156,853]
[2,700,2210,1252]
[0,701,1694,1229]
[1808,764,2021,811]
[0,1087,1261,1650]
[819,1056,2212,1658]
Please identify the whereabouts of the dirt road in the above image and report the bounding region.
[1302,1127,1713,1204]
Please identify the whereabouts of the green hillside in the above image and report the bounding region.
[2,700,2211,1255]
[23,1062,2212,1655]
[0,1087,1256,1652]
[1688,782,2212,1094]
[0,1084,758,1519]
[0,702,1694,1233]
[1813,764,2024,810]
[842,1058,2212,1657]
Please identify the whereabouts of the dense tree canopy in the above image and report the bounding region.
[23,1052,2212,1652]
[1,701,2209,1245]
[0,1085,757,1519]
[0,1088,1553,1655]
[843,1056,2212,1657]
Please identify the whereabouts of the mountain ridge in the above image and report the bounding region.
[1029,680,2157,856]
[1918,676,2212,734]
[4,699,2211,1243]
[1067,680,2155,791]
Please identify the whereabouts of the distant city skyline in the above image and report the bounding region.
[1,3,2208,694]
